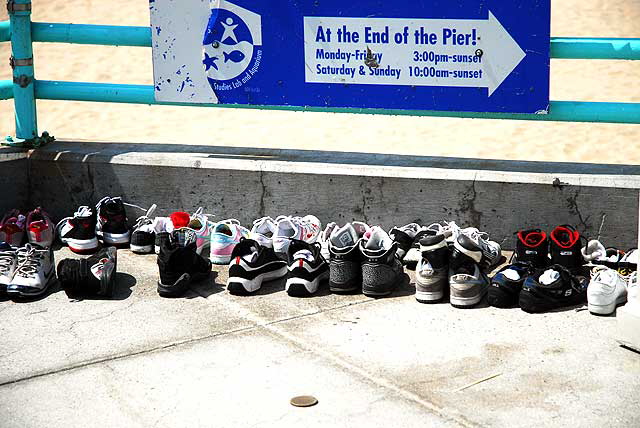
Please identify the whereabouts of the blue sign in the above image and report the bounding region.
[153,0,551,114]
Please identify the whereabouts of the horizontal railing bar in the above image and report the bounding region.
[0,79,13,100]
[34,80,640,124]
[551,37,640,60]
[0,20,10,43]
[1,21,639,60]
[19,22,640,60]
[31,22,151,47]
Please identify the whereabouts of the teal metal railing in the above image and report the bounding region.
[2,4,640,142]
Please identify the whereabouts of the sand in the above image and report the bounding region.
[1,1,639,164]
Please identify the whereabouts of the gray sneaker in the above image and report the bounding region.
[415,234,449,303]
[449,235,489,308]
[328,223,370,293]
[360,227,403,297]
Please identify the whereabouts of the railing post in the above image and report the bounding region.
[7,0,37,140]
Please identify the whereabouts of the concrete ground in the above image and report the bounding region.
[1,247,639,428]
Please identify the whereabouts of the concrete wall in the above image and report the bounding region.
[0,149,29,215]
[26,141,640,249]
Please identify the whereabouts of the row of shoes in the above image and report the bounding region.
[0,242,117,299]
[488,226,638,314]
[0,207,56,248]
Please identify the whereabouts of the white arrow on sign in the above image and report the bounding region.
[304,11,527,96]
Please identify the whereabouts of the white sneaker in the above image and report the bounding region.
[587,266,628,315]
[0,243,17,290]
[6,244,55,297]
[318,221,338,261]
[617,271,640,351]
[250,216,277,248]
[272,215,321,256]
[459,228,502,269]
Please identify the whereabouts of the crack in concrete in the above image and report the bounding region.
[258,168,266,218]
[456,177,482,227]
[566,189,591,233]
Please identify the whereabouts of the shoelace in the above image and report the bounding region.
[14,244,43,278]
[0,252,15,275]
[96,196,147,213]
[133,204,158,230]
[252,216,275,226]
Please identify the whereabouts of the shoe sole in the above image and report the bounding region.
[7,267,56,298]
[450,291,486,308]
[227,266,288,295]
[362,274,403,298]
[286,271,329,297]
[487,286,519,308]
[588,295,627,316]
[157,273,191,298]
[100,247,118,297]
[211,255,232,265]
[415,277,447,303]
[67,237,100,254]
[130,244,153,254]
[415,290,445,303]
[519,290,584,313]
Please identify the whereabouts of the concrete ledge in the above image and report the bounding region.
[27,141,640,248]
[0,147,29,215]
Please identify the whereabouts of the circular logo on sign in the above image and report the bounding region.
[202,5,260,84]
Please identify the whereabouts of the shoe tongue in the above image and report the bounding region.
[331,224,358,248]
[293,249,314,263]
[365,228,389,251]
[540,269,561,285]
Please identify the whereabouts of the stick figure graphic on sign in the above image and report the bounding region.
[221,18,239,43]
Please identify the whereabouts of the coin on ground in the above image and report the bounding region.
[290,395,318,407]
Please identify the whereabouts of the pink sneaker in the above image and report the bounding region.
[0,209,26,247]
[210,220,250,264]
[26,207,55,248]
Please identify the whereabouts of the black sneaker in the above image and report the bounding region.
[415,234,449,303]
[549,225,584,271]
[157,229,211,297]
[56,206,99,254]
[519,264,588,313]
[285,239,328,297]
[360,228,403,297]
[130,204,156,254]
[227,238,287,295]
[96,197,131,246]
[488,262,534,308]
[389,223,421,262]
[402,228,436,270]
[58,247,118,297]
[449,234,489,308]
[515,229,549,267]
[328,223,368,293]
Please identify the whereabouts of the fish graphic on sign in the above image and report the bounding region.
[223,50,245,63]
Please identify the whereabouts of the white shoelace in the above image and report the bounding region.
[0,252,15,275]
[14,245,43,279]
